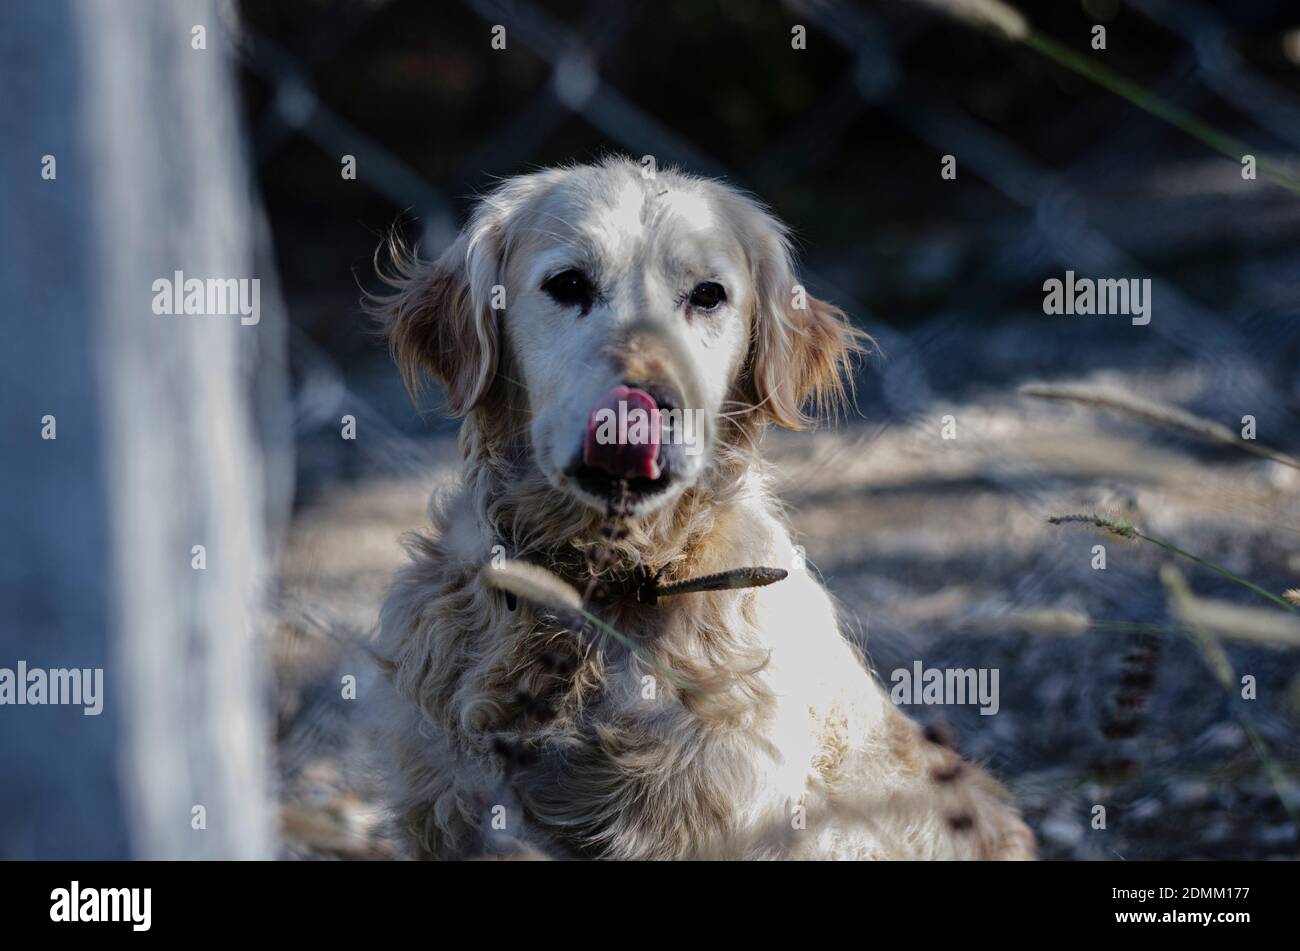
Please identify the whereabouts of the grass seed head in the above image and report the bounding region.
[484,560,584,614]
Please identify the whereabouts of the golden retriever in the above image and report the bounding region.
[369,157,1034,859]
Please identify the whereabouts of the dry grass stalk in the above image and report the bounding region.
[962,609,1091,637]
[911,0,1029,41]
[484,560,583,613]
[483,559,739,717]
[1049,513,1298,613]
[1166,579,1300,649]
[1047,512,1139,539]
[1021,382,1300,472]
[1160,566,1300,831]
[1160,565,1243,689]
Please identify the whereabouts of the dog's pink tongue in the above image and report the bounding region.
[583,385,662,480]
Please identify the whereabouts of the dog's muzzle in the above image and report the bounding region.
[564,381,688,505]
[582,384,662,479]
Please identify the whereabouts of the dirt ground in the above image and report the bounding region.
[270,345,1300,860]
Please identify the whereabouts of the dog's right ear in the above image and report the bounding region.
[368,209,504,416]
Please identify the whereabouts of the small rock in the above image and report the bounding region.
[1129,797,1162,822]
[1200,820,1233,843]
[1039,817,1084,848]
[1035,674,1071,706]
[1199,722,1245,753]
[1168,780,1211,808]
[1260,824,1298,847]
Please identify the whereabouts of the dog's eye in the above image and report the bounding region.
[688,282,726,311]
[542,269,595,310]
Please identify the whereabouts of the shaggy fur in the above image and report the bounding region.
[369,158,1034,860]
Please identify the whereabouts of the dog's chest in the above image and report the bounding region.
[507,649,811,859]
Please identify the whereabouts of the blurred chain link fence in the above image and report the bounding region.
[231,0,1300,858]
[229,0,1300,447]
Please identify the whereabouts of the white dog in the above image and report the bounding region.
[370,157,1034,859]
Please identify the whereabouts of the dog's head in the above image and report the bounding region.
[374,158,863,519]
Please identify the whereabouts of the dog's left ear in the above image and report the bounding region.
[742,208,869,430]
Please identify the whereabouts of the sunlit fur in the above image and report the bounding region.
[368,158,1034,859]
